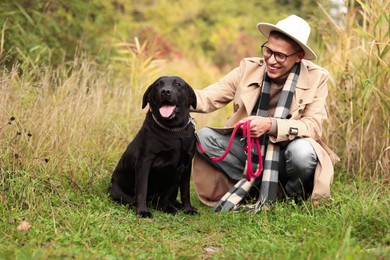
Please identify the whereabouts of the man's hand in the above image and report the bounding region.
[239,116,272,138]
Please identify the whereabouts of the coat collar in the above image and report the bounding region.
[240,58,312,115]
[296,61,310,89]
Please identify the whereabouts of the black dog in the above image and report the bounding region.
[109,76,198,218]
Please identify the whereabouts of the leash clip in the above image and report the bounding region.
[240,137,247,154]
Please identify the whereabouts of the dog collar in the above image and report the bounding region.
[152,114,195,132]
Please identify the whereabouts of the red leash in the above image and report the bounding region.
[197,120,263,181]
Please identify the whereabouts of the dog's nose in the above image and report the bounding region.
[161,88,171,97]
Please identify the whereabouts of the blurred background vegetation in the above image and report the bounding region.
[0,0,389,182]
[0,0,345,68]
[0,0,388,258]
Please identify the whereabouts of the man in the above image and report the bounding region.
[192,15,339,211]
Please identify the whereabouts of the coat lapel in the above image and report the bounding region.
[241,87,261,115]
[240,59,265,116]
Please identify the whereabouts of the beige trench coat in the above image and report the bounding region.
[192,57,340,206]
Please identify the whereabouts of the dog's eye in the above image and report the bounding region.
[175,82,181,87]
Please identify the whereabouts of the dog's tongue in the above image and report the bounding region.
[159,105,176,118]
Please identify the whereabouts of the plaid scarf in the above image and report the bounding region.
[213,63,300,212]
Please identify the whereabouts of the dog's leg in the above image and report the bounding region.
[135,161,153,218]
[180,166,197,215]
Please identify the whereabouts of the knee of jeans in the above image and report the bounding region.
[285,139,317,171]
[197,127,213,140]
[196,127,219,150]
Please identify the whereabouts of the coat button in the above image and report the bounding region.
[298,109,303,114]
[299,99,303,104]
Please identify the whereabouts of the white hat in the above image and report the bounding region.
[257,15,317,60]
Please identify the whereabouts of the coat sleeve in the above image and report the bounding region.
[270,66,330,143]
[192,61,245,113]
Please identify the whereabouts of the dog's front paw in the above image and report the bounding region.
[183,207,198,215]
[137,211,153,218]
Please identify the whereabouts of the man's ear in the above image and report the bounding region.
[296,51,305,62]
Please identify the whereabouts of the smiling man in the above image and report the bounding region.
[192,15,339,211]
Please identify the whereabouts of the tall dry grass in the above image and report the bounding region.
[317,0,389,181]
[0,39,162,190]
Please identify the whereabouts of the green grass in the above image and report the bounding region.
[0,170,388,259]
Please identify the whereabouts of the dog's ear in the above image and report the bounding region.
[142,84,152,109]
[142,80,156,109]
[187,84,197,109]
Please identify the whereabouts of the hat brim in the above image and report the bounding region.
[257,22,317,60]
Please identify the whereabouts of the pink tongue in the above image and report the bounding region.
[159,105,176,118]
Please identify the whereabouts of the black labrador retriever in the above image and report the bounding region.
[109,76,198,218]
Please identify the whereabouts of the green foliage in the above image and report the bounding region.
[1,0,319,69]
[0,0,130,66]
